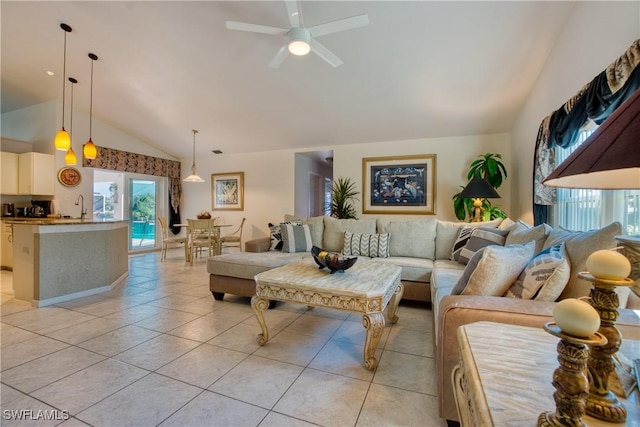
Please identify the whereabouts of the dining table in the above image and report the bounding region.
[175,221,232,262]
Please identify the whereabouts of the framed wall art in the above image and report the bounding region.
[362,154,436,215]
[211,172,244,210]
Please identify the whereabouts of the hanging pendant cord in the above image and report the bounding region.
[61,29,67,128]
[191,130,198,174]
[89,58,93,138]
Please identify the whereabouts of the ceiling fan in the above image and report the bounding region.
[225,0,369,68]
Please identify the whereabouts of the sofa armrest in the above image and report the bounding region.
[436,295,640,422]
[245,237,271,253]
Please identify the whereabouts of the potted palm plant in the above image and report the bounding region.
[329,176,359,219]
[453,153,508,221]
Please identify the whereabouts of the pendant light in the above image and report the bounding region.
[65,77,78,165]
[183,129,205,182]
[83,53,98,160]
[54,23,72,151]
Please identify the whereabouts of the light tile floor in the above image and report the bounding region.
[0,250,445,427]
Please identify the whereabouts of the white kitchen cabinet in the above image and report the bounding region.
[1,152,19,194]
[18,152,54,195]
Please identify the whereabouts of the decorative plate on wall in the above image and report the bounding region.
[57,167,81,187]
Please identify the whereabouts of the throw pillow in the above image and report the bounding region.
[323,217,376,252]
[435,218,503,260]
[342,232,390,258]
[269,221,301,251]
[450,226,474,261]
[268,223,283,251]
[505,221,552,254]
[453,241,536,296]
[543,222,623,300]
[280,223,313,253]
[505,243,570,301]
[455,227,509,264]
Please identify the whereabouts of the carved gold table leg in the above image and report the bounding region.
[362,312,384,371]
[538,323,607,427]
[577,273,634,423]
[387,282,403,324]
[251,296,270,346]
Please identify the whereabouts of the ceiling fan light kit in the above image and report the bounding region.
[288,27,310,55]
[226,0,369,68]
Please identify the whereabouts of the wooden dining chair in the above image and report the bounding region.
[221,217,246,252]
[157,217,187,261]
[187,218,219,264]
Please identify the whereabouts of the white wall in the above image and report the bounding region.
[183,132,511,242]
[510,1,640,224]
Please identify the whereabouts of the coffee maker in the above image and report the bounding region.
[30,200,52,218]
[2,203,14,217]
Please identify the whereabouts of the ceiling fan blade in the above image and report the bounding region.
[310,39,343,68]
[268,45,289,68]
[225,21,287,36]
[309,14,369,38]
[284,0,303,28]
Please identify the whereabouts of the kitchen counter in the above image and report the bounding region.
[12,220,129,307]
[4,218,126,225]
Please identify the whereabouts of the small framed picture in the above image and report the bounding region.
[211,172,244,211]
[362,154,436,215]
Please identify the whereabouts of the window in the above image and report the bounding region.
[552,125,640,233]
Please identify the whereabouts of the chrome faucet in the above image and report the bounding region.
[75,194,87,220]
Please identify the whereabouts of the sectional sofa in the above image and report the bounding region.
[206,215,640,423]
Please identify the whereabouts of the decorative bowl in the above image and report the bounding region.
[311,246,357,274]
[197,211,211,219]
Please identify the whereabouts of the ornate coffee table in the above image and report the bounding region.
[252,259,403,370]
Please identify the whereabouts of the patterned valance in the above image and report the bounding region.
[533,39,640,224]
[83,146,181,179]
[83,145,182,216]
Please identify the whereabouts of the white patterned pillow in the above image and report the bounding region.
[450,226,473,260]
[505,243,570,301]
[269,221,301,251]
[281,223,313,253]
[454,227,509,264]
[342,232,390,258]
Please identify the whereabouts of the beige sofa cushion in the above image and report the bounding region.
[505,221,552,254]
[207,252,306,280]
[543,222,626,302]
[435,218,502,260]
[323,217,376,252]
[370,256,434,283]
[377,218,437,259]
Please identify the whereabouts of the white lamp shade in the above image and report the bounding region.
[183,174,205,183]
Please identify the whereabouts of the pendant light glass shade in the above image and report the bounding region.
[183,129,205,182]
[83,53,98,160]
[54,23,72,151]
[65,77,77,166]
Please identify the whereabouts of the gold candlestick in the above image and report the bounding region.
[538,322,607,427]
[578,272,634,423]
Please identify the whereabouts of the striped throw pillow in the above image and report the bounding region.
[455,227,509,265]
[280,223,313,253]
[342,232,390,258]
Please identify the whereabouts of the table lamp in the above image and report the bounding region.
[543,87,640,423]
[459,177,501,222]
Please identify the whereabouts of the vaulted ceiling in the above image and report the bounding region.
[1,1,574,160]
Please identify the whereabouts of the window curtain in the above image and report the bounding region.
[533,39,640,225]
[83,146,182,232]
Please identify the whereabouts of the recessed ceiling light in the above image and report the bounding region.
[212,150,223,154]
[45,69,55,76]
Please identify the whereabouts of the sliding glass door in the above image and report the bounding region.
[129,178,157,250]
